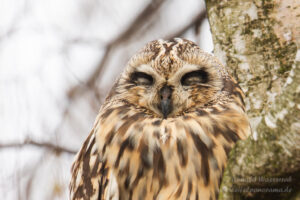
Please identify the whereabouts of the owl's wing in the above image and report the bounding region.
[70,129,118,200]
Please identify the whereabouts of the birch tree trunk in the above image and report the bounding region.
[205,1,300,199]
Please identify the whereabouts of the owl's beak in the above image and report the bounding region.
[159,85,173,119]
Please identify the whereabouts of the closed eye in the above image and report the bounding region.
[130,72,154,86]
[181,70,208,86]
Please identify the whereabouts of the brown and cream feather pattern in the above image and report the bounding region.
[70,38,251,200]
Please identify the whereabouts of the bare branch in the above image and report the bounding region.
[112,0,166,45]
[166,9,207,39]
[0,139,77,154]
[68,0,166,99]
[62,1,168,139]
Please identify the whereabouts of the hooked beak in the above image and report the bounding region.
[159,85,173,119]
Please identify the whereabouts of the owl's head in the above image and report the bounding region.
[107,38,229,118]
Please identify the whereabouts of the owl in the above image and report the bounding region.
[69,38,251,200]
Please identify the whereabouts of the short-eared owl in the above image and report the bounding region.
[70,38,251,200]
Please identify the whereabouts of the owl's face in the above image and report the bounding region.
[110,39,225,118]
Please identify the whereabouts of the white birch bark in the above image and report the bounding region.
[205,1,300,199]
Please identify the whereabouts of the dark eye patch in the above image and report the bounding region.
[130,72,153,86]
[181,70,209,86]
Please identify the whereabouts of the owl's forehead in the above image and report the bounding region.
[150,43,182,77]
[128,38,205,77]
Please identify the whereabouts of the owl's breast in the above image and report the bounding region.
[95,103,250,200]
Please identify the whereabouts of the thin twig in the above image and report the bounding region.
[68,0,166,98]
[166,10,207,39]
[0,139,77,154]
[62,0,168,138]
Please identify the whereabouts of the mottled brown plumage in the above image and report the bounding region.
[70,38,251,200]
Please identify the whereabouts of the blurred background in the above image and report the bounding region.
[0,0,213,199]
